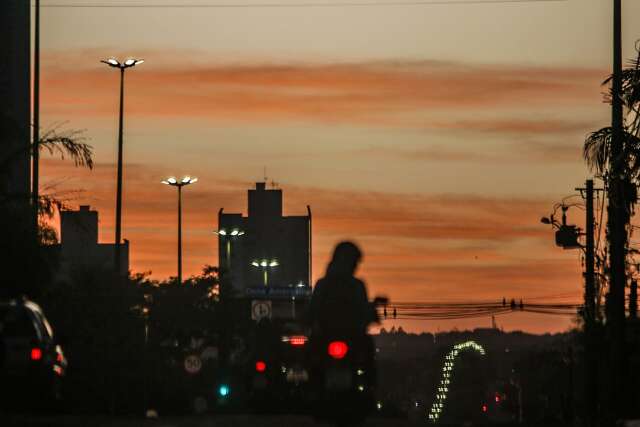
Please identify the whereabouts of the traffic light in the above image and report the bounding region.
[218,384,230,397]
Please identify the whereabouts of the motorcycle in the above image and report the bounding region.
[308,296,388,426]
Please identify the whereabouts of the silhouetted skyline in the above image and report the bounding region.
[36,0,640,333]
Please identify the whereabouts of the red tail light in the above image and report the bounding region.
[31,348,43,361]
[289,336,307,346]
[255,361,266,373]
[328,341,349,359]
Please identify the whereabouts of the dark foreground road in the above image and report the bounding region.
[0,414,419,427]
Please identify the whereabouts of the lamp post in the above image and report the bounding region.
[101,57,144,276]
[251,259,279,287]
[32,0,41,238]
[214,228,245,273]
[161,176,198,285]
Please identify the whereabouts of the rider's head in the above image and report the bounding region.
[327,241,362,277]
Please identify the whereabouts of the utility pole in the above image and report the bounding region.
[630,280,637,320]
[606,0,626,424]
[32,0,40,239]
[577,179,598,427]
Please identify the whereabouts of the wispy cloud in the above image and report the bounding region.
[42,51,605,131]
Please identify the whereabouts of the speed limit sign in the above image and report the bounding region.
[251,300,272,320]
[184,354,202,375]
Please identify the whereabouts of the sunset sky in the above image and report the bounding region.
[38,0,640,333]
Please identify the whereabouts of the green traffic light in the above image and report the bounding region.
[218,384,230,397]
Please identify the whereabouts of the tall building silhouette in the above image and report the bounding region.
[0,1,31,204]
[218,182,311,295]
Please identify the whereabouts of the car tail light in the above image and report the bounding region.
[328,341,348,359]
[31,348,43,361]
[255,360,266,373]
[289,336,307,346]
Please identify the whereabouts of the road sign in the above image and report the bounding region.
[251,300,272,320]
[184,354,202,375]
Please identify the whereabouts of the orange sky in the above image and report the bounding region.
[37,0,640,333]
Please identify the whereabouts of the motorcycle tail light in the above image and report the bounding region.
[31,348,43,361]
[328,341,349,359]
[255,360,267,372]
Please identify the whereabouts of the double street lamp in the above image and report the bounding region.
[162,176,198,285]
[251,259,279,287]
[214,228,245,272]
[101,57,144,275]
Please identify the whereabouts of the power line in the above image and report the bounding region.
[40,0,568,8]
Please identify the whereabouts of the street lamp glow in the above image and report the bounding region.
[214,228,244,237]
[162,176,196,188]
[101,57,143,70]
[251,258,279,287]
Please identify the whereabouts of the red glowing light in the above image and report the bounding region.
[328,341,349,359]
[31,348,42,361]
[495,393,501,403]
[482,404,488,413]
[255,361,267,372]
[289,336,307,346]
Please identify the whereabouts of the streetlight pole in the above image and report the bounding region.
[162,176,197,285]
[101,57,144,276]
[214,229,245,273]
[251,259,279,287]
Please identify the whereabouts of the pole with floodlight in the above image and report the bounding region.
[213,228,245,272]
[161,176,198,285]
[101,57,144,276]
[251,259,279,287]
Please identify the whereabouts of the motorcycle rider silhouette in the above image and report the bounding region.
[307,241,384,425]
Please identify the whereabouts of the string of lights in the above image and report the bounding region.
[428,340,486,423]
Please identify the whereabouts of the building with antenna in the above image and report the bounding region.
[217,182,311,298]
